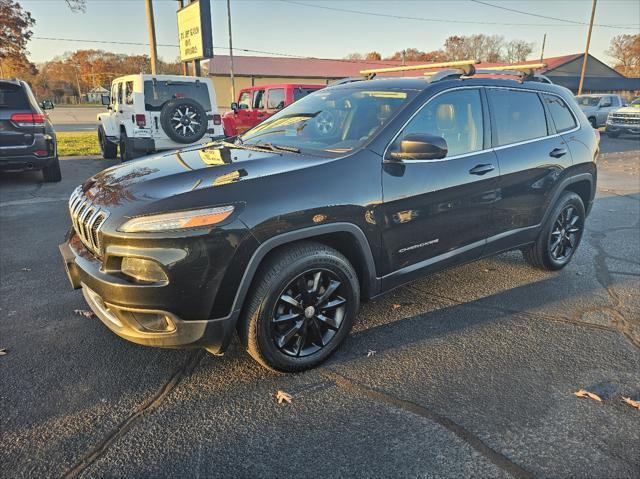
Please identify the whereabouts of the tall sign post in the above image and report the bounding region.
[578,0,597,95]
[145,0,159,75]
[177,0,213,77]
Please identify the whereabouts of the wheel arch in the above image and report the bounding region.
[543,173,595,225]
[214,223,379,328]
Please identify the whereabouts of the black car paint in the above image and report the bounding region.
[60,77,598,353]
[0,79,57,172]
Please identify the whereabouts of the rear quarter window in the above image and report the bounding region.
[488,89,548,146]
[143,80,212,111]
[0,83,30,110]
[293,88,320,102]
[542,94,577,133]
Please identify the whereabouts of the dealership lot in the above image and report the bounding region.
[1,138,638,478]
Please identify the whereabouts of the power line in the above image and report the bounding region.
[281,0,638,28]
[469,0,638,28]
[30,36,398,66]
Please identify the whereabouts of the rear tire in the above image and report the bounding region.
[119,130,134,162]
[588,117,597,129]
[240,241,360,372]
[98,126,117,159]
[522,191,585,271]
[42,156,62,182]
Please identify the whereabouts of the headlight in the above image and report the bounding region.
[119,206,234,233]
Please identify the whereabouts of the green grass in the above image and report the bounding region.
[57,132,102,157]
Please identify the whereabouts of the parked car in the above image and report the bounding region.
[0,79,60,181]
[97,74,224,162]
[605,97,640,137]
[60,73,598,372]
[221,84,324,136]
[575,94,625,128]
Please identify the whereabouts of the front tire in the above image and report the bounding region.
[522,191,585,271]
[98,126,118,159]
[240,242,360,372]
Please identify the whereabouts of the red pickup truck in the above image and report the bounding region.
[222,83,324,137]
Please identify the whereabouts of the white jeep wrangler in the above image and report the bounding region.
[97,74,224,161]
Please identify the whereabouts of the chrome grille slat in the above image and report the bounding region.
[67,186,110,257]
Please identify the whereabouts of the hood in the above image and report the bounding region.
[81,144,330,215]
[611,105,640,115]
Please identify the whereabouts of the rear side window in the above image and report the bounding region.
[125,81,134,105]
[542,94,577,133]
[0,83,30,110]
[143,80,212,112]
[117,83,123,104]
[267,88,285,110]
[293,88,318,102]
[488,89,548,147]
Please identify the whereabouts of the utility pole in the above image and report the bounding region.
[578,0,597,95]
[227,0,236,102]
[73,65,82,103]
[145,0,159,75]
[540,33,547,62]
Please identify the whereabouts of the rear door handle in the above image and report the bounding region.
[469,164,495,175]
[549,148,567,158]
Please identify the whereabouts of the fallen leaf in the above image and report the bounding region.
[392,304,401,310]
[276,390,293,404]
[367,350,376,357]
[74,309,96,318]
[0,348,7,356]
[21,267,31,272]
[622,397,640,410]
[574,389,602,402]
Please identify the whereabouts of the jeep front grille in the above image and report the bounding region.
[68,186,109,256]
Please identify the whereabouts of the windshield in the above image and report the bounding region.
[239,87,417,155]
[575,95,600,107]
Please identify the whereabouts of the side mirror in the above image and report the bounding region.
[101,94,110,106]
[230,102,239,112]
[40,99,54,110]
[387,133,448,161]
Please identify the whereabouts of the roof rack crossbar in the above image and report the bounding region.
[359,59,479,80]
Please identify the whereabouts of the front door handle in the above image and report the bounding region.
[469,164,495,175]
[549,148,567,158]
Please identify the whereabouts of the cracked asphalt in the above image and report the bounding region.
[1,136,639,478]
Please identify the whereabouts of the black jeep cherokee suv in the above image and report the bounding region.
[60,75,598,371]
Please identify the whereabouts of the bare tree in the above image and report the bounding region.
[344,53,363,60]
[505,39,534,63]
[65,0,86,12]
[607,34,640,76]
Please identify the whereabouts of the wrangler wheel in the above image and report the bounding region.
[240,241,359,372]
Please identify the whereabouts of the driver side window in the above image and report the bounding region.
[397,89,484,158]
[238,91,252,109]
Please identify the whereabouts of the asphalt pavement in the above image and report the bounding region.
[0,140,638,478]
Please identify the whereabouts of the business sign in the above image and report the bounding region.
[177,0,213,62]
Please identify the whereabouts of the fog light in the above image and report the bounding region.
[121,257,168,284]
[131,312,176,332]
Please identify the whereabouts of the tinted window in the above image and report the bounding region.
[488,89,548,146]
[293,87,319,102]
[267,88,285,109]
[143,80,211,111]
[0,83,30,110]
[125,81,134,105]
[397,89,484,157]
[253,90,265,109]
[117,83,123,104]
[542,94,576,133]
[238,91,251,109]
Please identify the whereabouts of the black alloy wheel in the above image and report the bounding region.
[271,269,347,358]
[160,98,208,144]
[239,241,359,372]
[548,205,581,262]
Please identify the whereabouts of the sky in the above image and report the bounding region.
[20,0,640,66]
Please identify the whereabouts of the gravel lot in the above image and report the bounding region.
[1,137,638,478]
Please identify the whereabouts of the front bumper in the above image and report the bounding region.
[605,121,640,135]
[58,235,238,353]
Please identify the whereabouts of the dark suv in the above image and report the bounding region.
[60,72,598,372]
[0,79,60,181]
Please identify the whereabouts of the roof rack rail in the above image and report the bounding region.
[423,62,549,84]
[359,59,479,80]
